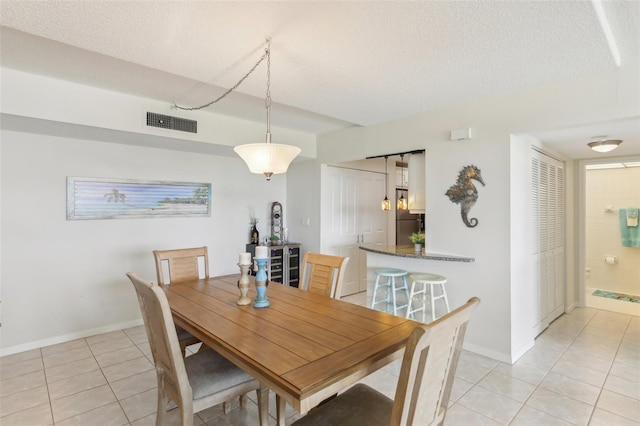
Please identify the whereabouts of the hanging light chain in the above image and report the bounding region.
[265,43,271,109]
[173,44,269,111]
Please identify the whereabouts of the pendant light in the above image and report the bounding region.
[173,40,299,181]
[381,156,391,211]
[234,41,301,180]
[397,154,408,210]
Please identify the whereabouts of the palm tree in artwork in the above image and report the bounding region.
[104,189,127,204]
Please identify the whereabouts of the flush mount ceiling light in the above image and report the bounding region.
[588,138,623,153]
[175,39,300,181]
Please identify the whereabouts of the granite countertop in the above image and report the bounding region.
[359,244,475,262]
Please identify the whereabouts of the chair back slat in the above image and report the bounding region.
[153,247,209,285]
[390,297,480,426]
[126,272,192,405]
[300,252,350,299]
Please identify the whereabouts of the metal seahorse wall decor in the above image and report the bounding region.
[445,165,485,228]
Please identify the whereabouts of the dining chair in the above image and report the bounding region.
[275,252,350,423]
[299,252,350,299]
[153,247,209,356]
[291,297,480,426]
[126,272,269,426]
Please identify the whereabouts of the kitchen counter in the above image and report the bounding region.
[359,244,475,262]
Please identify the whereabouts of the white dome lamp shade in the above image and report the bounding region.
[234,41,300,181]
[234,139,301,181]
[588,138,622,153]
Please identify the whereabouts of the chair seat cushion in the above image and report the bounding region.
[292,383,392,426]
[185,348,255,400]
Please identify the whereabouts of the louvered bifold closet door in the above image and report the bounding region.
[531,149,565,335]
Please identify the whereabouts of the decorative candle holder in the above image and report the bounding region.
[236,263,252,306]
[253,257,270,308]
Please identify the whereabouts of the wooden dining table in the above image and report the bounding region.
[163,274,420,424]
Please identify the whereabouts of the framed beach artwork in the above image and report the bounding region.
[67,177,211,220]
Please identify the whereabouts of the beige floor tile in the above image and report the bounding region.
[461,350,501,370]
[526,387,593,425]
[86,330,129,346]
[0,401,53,426]
[123,325,146,337]
[48,368,107,400]
[89,336,135,356]
[448,378,474,407]
[131,409,205,426]
[444,404,503,425]
[580,323,626,340]
[558,348,613,374]
[550,359,607,388]
[509,405,574,426]
[476,370,536,403]
[0,348,41,366]
[42,345,94,368]
[45,356,100,383]
[455,359,491,384]
[596,389,640,423]
[95,344,144,368]
[120,387,159,422]
[604,374,640,400]
[615,342,640,369]
[539,371,601,405]
[110,369,157,400]
[0,369,46,397]
[55,401,129,426]
[204,400,273,426]
[128,331,149,346]
[101,356,154,383]
[51,383,117,423]
[589,407,640,426]
[610,358,640,383]
[0,356,43,381]
[456,386,523,424]
[40,338,88,356]
[0,385,49,416]
[493,362,548,386]
[515,344,564,371]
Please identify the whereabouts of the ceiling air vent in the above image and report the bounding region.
[146,112,197,134]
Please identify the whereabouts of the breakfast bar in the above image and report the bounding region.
[359,245,475,317]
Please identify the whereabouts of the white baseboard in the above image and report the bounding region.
[463,342,512,364]
[0,319,144,357]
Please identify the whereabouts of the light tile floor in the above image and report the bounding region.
[1,292,638,426]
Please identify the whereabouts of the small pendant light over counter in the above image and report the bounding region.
[397,154,408,210]
[381,156,391,211]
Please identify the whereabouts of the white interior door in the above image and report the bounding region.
[321,166,387,296]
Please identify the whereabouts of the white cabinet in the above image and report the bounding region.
[321,166,387,296]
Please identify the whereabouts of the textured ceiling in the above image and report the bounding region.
[1,1,638,158]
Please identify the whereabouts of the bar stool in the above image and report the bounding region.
[407,273,450,322]
[371,268,409,316]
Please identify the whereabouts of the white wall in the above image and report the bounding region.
[0,130,286,355]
